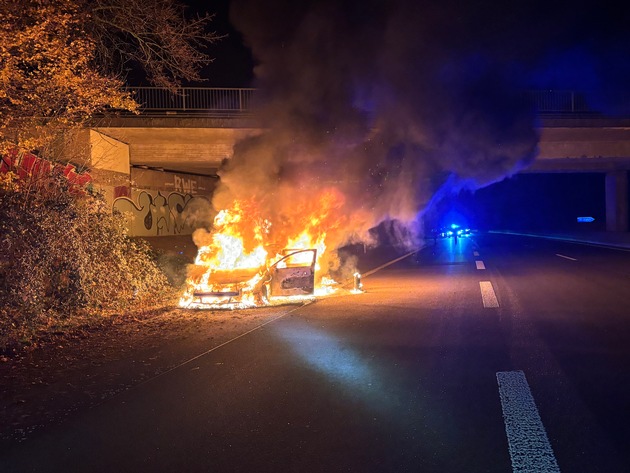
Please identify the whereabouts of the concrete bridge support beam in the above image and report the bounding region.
[605,170,628,232]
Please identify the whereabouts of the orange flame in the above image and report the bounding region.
[180,188,349,308]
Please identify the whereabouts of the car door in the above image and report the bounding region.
[268,249,316,297]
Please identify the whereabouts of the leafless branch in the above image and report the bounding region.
[87,0,224,89]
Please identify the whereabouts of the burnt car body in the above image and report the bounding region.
[191,249,317,307]
[266,249,316,298]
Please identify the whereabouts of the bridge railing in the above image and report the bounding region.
[528,90,592,113]
[125,87,630,117]
[528,90,630,117]
[126,87,256,116]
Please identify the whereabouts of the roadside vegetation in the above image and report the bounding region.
[0,0,220,355]
[0,172,175,354]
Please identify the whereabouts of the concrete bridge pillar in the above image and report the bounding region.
[605,171,629,232]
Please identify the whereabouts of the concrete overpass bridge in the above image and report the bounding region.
[531,117,630,232]
[85,88,630,235]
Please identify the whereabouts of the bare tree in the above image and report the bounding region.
[87,0,223,89]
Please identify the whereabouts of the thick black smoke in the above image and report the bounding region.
[213,0,629,248]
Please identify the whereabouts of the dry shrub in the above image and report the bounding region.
[0,172,171,350]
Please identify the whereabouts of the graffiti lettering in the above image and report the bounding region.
[113,191,209,236]
[174,175,197,194]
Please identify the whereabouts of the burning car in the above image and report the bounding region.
[182,248,318,309]
[178,196,354,310]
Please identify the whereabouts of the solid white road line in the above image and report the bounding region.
[496,371,561,473]
[479,281,499,308]
[473,251,480,256]
[555,254,577,261]
[475,260,486,270]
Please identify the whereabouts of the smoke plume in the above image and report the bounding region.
[210,0,627,252]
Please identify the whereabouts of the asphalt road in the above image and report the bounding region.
[2,233,629,472]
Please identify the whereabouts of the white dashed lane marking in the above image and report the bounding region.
[479,281,499,308]
[473,251,480,256]
[496,371,561,473]
[475,260,486,270]
[555,254,577,261]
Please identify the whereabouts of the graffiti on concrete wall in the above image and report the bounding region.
[113,191,210,236]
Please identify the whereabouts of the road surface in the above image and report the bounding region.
[2,233,629,472]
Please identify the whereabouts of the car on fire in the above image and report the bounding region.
[190,248,317,307]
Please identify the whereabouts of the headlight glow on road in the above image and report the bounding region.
[272,321,402,416]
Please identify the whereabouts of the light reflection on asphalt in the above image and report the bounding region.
[271,319,451,445]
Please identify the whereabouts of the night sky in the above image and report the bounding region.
[198,0,630,94]
[188,0,630,235]
[189,0,254,87]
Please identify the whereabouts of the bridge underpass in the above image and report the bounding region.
[94,116,262,176]
[531,118,630,232]
[86,88,630,235]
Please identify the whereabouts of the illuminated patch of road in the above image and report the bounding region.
[273,320,421,421]
[475,260,486,270]
[479,281,499,308]
[496,371,561,473]
[555,254,577,261]
[129,303,312,389]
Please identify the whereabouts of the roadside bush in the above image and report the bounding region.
[0,172,171,348]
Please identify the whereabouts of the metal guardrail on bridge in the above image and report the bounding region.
[529,90,591,113]
[125,87,630,117]
[126,87,256,116]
